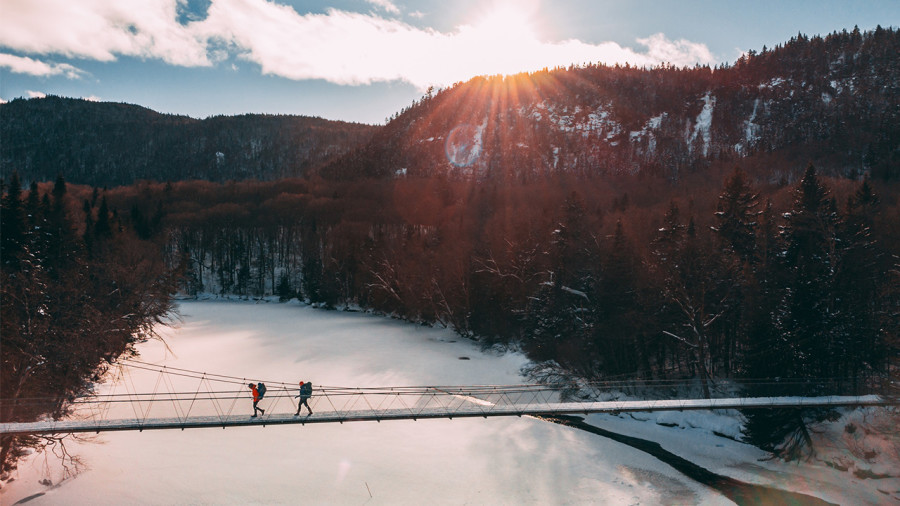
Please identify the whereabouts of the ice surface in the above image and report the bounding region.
[1,301,726,505]
[2,300,896,505]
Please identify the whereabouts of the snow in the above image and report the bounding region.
[3,300,897,505]
[594,409,900,505]
[743,98,760,150]
[689,93,715,157]
[629,114,665,154]
[759,77,786,89]
[560,286,590,301]
[528,102,622,142]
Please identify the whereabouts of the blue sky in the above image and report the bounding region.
[1,0,897,124]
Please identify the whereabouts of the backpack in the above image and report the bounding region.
[300,382,312,397]
[257,382,267,399]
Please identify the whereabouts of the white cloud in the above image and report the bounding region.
[408,10,425,19]
[0,0,717,90]
[0,0,210,66]
[83,95,102,101]
[194,1,717,89]
[0,53,87,78]
[365,0,400,15]
[636,33,715,67]
[27,90,47,98]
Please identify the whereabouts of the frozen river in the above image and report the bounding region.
[3,300,893,504]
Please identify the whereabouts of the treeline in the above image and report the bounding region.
[0,174,178,473]
[0,97,379,186]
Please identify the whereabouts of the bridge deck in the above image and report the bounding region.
[1,395,890,436]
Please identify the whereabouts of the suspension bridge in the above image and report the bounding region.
[1,360,894,436]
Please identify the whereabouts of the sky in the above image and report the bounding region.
[1,0,898,124]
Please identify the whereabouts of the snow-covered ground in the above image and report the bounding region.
[2,300,897,505]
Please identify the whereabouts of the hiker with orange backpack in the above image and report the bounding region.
[249,382,266,418]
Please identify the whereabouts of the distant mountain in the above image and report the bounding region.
[0,97,379,186]
[321,26,899,183]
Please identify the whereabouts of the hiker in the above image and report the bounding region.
[249,382,266,418]
[294,381,313,416]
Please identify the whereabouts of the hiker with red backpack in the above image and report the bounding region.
[249,382,267,417]
[294,381,313,416]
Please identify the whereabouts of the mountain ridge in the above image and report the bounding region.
[1,27,897,187]
[0,95,379,186]
[321,26,898,184]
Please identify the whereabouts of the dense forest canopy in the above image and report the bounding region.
[0,27,898,468]
[0,97,379,186]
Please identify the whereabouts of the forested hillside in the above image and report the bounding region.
[0,97,378,186]
[323,26,898,183]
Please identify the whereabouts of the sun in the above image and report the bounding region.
[470,3,539,48]
[438,1,549,82]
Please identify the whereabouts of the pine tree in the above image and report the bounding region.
[593,220,643,376]
[779,164,840,381]
[713,167,759,264]
[652,200,685,264]
[745,165,842,460]
[0,172,25,271]
[835,177,885,386]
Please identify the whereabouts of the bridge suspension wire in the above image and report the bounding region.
[119,358,873,395]
[1,359,895,436]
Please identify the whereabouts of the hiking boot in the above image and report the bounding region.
[260,408,265,415]
[251,415,257,418]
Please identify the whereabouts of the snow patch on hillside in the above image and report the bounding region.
[529,102,622,142]
[689,93,715,157]
[629,113,666,154]
[759,77,787,89]
[737,98,761,155]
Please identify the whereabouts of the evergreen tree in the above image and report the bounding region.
[94,196,111,239]
[592,220,644,376]
[745,165,842,460]
[713,167,759,264]
[0,172,25,271]
[779,164,840,381]
[835,177,885,385]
